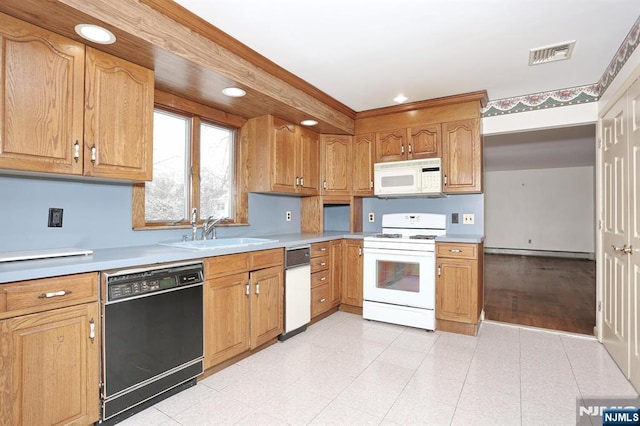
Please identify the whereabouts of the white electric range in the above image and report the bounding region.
[362,213,446,330]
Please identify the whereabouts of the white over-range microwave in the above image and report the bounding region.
[374,158,444,197]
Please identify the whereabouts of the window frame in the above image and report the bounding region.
[132,90,248,230]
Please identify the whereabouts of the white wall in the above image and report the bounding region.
[484,166,595,253]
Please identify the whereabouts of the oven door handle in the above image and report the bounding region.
[363,247,435,257]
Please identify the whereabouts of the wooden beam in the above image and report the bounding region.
[56,0,355,134]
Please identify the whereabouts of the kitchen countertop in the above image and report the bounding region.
[0,231,484,284]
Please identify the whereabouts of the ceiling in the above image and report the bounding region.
[174,0,640,112]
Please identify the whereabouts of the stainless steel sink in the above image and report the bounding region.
[159,238,277,250]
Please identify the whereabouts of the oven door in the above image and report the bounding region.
[363,247,435,309]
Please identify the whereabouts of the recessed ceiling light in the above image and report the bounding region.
[221,87,246,97]
[74,24,116,44]
[394,95,408,103]
[300,119,318,126]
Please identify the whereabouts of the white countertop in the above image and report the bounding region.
[0,231,484,284]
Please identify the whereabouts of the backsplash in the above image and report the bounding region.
[362,194,484,235]
[0,175,300,252]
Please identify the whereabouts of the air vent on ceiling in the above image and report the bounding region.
[529,41,575,65]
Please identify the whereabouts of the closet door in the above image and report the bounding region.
[627,78,640,391]
[601,93,629,375]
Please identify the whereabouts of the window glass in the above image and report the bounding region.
[145,110,189,222]
[199,122,234,219]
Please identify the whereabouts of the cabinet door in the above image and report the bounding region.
[84,47,153,181]
[298,127,320,195]
[330,240,343,306]
[436,258,477,323]
[442,119,482,193]
[353,133,375,195]
[250,266,283,348]
[321,134,351,195]
[271,118,298,193]
[0,13,85,175]
[375,129,407,163]
[341,240,363,307]
[204,272,250,369]
[0,303,99,426]
[409,124,441,159]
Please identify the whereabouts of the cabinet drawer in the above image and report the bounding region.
[205,253,249,278]
[0,273,98,318]
[310,255,329,273]
[311,271,330,288]
[436,243,477,259]
[249,248,283,270]
[311,283,332,317]
[310,242,330,258]
[205,248,284,279]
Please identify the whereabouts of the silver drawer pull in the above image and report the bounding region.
[255,283,260,295]
[320,298,326,303]
[449,249,462,253]
[38,290,71,299]
[320,247,327,252]
[320,277,327,281]
[320,262,327,266]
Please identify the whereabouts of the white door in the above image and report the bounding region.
[601,93,629,374]
[628,78,640,391]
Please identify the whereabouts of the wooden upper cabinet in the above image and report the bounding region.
[298,127,320,195]
[353,133,375,196]
[0,12,85,175]
[272,118,298,192]
[442,118,482,193]
[375,128,407,163]
[0,13,154,181]
[246,115,320,196]
[320,134,351,196]
[408,124,441,159]
[84,47,154,181]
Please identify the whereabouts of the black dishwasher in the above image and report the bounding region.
[100,261,204,423]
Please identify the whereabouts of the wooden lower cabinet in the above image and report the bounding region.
[204,272,250,369]
[249,266,283,348]
[330,239,343,305]
[341,239,363,307]
[436,242,483,335]
[203,249,283,369]
[0,302,100,426]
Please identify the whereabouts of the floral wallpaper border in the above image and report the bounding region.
[482,84,599,117]
[482,15,640,118]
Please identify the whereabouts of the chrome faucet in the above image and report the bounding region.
[191,208,198,241]
[202,216,228,240]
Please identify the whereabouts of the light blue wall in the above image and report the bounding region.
[361,194,484,234]
[0,176,300,251]
[323,205,350,232]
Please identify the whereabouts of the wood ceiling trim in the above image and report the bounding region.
[139,0,356,120]
[57,0,355,134]
[355,91,489,120]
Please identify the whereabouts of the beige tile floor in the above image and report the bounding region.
[119,312,638,426]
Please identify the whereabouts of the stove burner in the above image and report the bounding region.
[408,235,436,240]
[374,233,403,239]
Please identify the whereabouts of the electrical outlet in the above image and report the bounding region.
[368,212,375,222]
[285,211,292,222]
[48,208,63,227]
[462,213,474,225]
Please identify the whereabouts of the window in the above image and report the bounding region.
[132,92,247,229]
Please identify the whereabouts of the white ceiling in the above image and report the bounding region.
[174,0,640,111]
